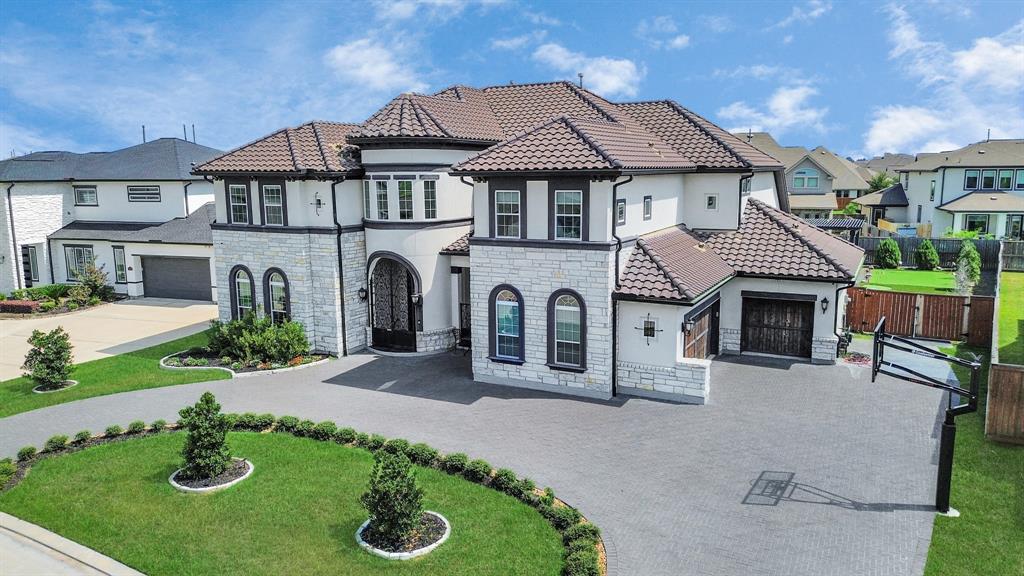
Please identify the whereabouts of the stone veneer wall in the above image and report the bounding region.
[469,243,615,399]
[616,358,710,404]
[719,327,837,364]
[417,327,457,353]
[720,328,741,355]
[340,230,369,353]
[214,228,356,355]
[1,187,69,293]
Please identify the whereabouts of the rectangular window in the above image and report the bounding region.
[643,195,652,220]
[74,186,98,206]
[127,185,161,202]
[998,169,1013,190]
[495,298,519,358]
[1017,170,1024,190]
[363,181,372,219]
[981,169,996,189]
[615,198,626,226]
[262,185,284,225]
[964,214,989,234]
[495,190,520,238]
[964,169,979,189]
[423,180,437,219]
[26,245,39,282]
[555,190,583,240]
[705,194,718,211]
[643,319,657,338]
[112,246,127,283]
[376,181,389,219]
[929,180,935,201]
[916,205,922,223]
[398,180,413,220]
[64,245,93,280]
[228,184,249,224]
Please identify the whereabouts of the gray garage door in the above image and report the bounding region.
[141,256,212,301]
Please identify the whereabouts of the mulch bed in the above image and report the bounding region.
[174,459,250,489]
[167,350,327,373]
[362,512,446,553]
[843,352,872,365]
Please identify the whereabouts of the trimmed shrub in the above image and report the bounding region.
[66,302,79,311]
[464,459,492,483]
[254,413,275,430]
[105,425,123,437]
[223,413,239,429]
[22,327,73,390]
[164,356,182,367]
[235,413,258,430]
[566,537,597,556]
[491,468,519,495]
[0,300,40,314]
[0,459,16,485]
[17,446,36,462]
[44,435,68,452]
[442,452,468,474]
[73,430,92,444]
[563,548,600,576]
[334,427,357,444]
[360,451,424,549]
[275,415,299,433]
[381,438,410,456]
[876,238,902,269]
[127,420,146,434]
[914,239,940,270]
[407,443,438,467]
[517,477,538,504]
[365,434,386,452]
[563,523,601,545]
[39,300,57,312]
[67,284,91,306]
[178,392,232,480]
[541,486,556,506]
[183,356,210,367]
[205,313,310,365]
[310,421,337,441]
[149,419,167,433]
[542,505,582,531]
[294,419,316,437]
[354,432,370,447]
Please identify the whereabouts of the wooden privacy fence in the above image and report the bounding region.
[1001,240,1024,272]
[845,287,993,345]
[986,243,1024,444]
[856,237,1001,270]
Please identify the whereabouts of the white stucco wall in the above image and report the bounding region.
[70,180,210,222]
[682,173,742,230]
[616,300,684,367]
[612,174,685,239]
[745,171,780,209]
[359,148,478,166]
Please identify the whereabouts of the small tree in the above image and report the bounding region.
[22,327,73,390]
[956,240,981,283]
[360,450,424,548]
[75,259,113,301]
[867,172,897,193]
[876,238,902,269]
[914,239,940,270]
[178,392,232,480]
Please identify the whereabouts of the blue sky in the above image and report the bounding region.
[2,0,1022,159]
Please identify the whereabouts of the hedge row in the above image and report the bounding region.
[8,414,603,576]
[0,300,40,314]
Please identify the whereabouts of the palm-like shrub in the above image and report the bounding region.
[178,392,232,480]
[360,450,424,548]
[867,172,897,192]
[876,238,902,269]
[914,239,940,270]
[22,327,73,390]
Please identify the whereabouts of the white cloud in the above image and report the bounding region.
[713,64,789,80]
[782,34,794,44]
[698,14,733,33]
[523,10,560,26]
[667,35,690,49]
[636,15,677,35]
[0,122,80,158]
[635,16,690,50]
[371,0,488,21]
[532,43,644,97]
[324,38,427,93]
[718,85,828,135]
[862,6,1024,155]
[767,1,832,30]
[490,30,546,50]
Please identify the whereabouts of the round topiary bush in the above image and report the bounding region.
[914,239,940,270]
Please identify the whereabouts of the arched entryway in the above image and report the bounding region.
[368,253,421,352]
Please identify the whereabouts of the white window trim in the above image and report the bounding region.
[376,181,389,219]
[704,194,719,211]
[997,169,1014,190]
[643,196,652,220]
[554,296,582,366]
[981,169,996,190]
[494,190,521,239]
[423,180,437,219]
[1016,169,1024,191]
[112,246,127,283]
[964,169,980,190]
[362,181,372,219]
[228,184,249,224]
[262,184,284,226]
[64,245,93,281]
[268,273,287,322]
[554,189,583,240]
[615,198,626,226]
[74,186,98,206]
[397,180,414,220]
[235,272,252,318]
[26,245,39,282]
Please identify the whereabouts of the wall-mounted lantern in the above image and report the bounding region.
[357,287,368,301]
[820,297,829,314]
[683,319,695,333]
[411,293,422,305]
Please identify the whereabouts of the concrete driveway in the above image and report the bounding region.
[0,298,216,380]
[0,351,946,576]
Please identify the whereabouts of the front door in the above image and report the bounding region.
[370,258,416,351]
[741,297,814,358]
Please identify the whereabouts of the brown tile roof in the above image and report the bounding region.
[704,199,863,280]
[440,233,470,255]
[194,122,361,175]
[616,225,735,302]
[352,87,505,143]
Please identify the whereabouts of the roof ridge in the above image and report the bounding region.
[636,237,695,299]
[170,138,183,180]
[482,80,579,91]
[562,117,619,168]
[750,200,852,276]
[666,101,750,168]
[564,83,618,123]
[455,116,595,169]
[414,99,454,138]
[283,128,302,170]
[310,122,331,170]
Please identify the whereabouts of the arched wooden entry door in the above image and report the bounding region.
[370,257,417,351]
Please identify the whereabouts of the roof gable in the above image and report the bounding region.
[193,122,360,175]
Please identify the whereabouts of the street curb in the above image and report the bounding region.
[0,511,145,575]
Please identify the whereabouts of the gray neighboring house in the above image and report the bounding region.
[0,138,222,299]
[856,152,914,176]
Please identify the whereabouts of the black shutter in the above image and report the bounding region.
[20,246,32,287]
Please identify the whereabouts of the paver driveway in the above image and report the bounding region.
[0,298,216,380]
[0,352,945,576]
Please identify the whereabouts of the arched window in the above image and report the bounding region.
[488,285,524,362]
[229,266,255,320]
[263,268,290,323]
[793,168,819,189]
[547,289,586,369]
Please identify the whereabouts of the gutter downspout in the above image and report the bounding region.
[5,183,21,290]
[459,177,475,235]
[183,181,192,216]
[610,175,633,398]
[47,237,55,286]
[331,178,349,356]
[738,172,754,227]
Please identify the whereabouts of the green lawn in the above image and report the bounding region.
[0,432,564,576]
[924,344,1024,576]
[862,268,958,295]
[0,333,228,418]
[998,272,1024,365]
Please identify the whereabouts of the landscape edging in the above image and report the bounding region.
[355,511,451,560]
[168,458,253,493]
[159,351,332,378]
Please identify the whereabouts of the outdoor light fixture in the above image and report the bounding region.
[820,297,829,313]
[411,293,422,305]
[683,319,695,333]
[357,287,367,301]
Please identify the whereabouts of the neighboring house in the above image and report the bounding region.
[0,138,222,299]
[855,183,909,228]
[897,139,1024,239]
[856,152,914,176]
[197,81,863,405]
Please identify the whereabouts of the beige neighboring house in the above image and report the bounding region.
[856,153,914,176]
[736,132,872,219]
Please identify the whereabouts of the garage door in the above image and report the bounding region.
[141,256,212,301]
[741,296,814,358]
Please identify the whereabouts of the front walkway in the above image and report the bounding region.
[0,298,216,380]
[0,512,143,575]
[0,352,946,576]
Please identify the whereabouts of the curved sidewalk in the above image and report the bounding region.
[1,512,144,575]
[0,352,943,576]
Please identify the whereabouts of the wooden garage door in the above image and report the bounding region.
[141,257,212,301]
[741,297,814,358]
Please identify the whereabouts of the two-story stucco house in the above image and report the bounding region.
[0,138,222,298]
[197,81,863,404]
[895,139,1024,239]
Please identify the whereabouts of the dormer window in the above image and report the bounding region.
[793,168,819,189]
